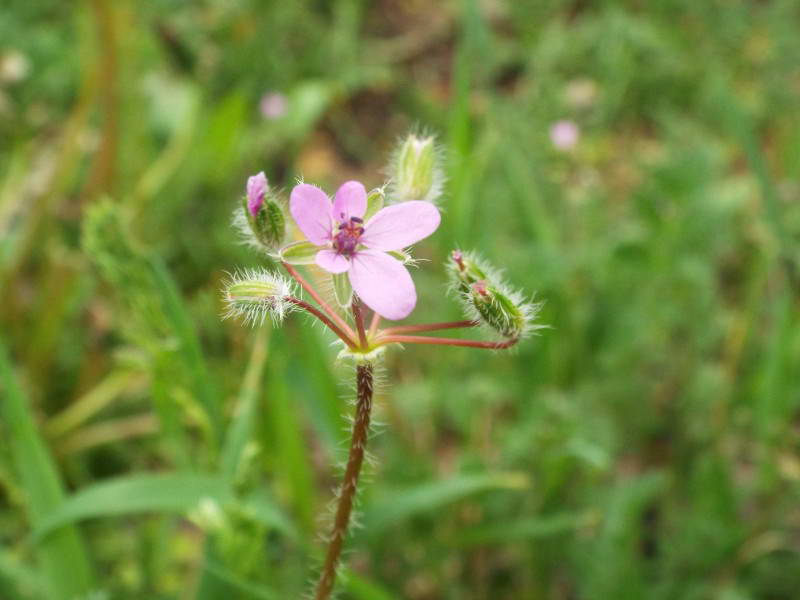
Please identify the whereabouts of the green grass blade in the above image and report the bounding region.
[0,339,96,599]
[263,330,316,533]
[0,550,46,600]
[342,569,401,600]
[149,258,224,449]
[32,473,237,540]
[446,0,490,245]
[453,512,591,547]
[584,472,668,599]
[290,324,344,453]
[200,559,278,600]
[363,472,529,536]
[220,327,270,480]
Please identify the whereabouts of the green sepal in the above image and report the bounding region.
[332,272,353,308]
[279,240,318,265]
[365,187,385,220]
[387,250,412,264]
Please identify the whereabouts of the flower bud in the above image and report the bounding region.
[223,269,294,325]
[390,133,443,204]
[467,281,528,339]
[241,172,285,251]
[449,249,541,340]
[448,249,490,293]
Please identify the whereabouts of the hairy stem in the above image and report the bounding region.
[284,297,357,349]
[381,320,477,336]
[281,262,356,341]
[314,364,374,600]
[378,334,518,349]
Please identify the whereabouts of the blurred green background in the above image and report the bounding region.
[2,1,800,598]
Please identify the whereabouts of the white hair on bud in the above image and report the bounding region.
[386,127,447,205]
[448,249,544,340]
[230,189,285,258]
[221,268,296,326]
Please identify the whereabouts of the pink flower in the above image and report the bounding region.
[290,181,440,320]
[259,92,288,120]
[549,120,580,151]
[247,172,268,217]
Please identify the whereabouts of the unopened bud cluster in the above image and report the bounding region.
[449,250,539,340]
[389,133,443,204]
[222,269,295,326]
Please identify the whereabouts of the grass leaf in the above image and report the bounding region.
[363,472,529,536]
[0,339,96,599]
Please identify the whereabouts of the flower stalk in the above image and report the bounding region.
[281,261,356,341]
[351,296,369,350]
[283,297,357,350]
[376,334,519,350]
[381,319,477,336]
[314,363,374,600]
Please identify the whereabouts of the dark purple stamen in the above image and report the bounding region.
[333,216,365,257]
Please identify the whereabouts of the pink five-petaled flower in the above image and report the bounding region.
[247,172,268,217]
[289,181,440,320]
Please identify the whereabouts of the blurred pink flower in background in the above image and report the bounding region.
[259,92,288,120]
[549,120,580,151]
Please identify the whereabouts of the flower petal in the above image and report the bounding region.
[331,180,367,223]
[315,249,351,274]
[289,183,333,245]
[349,249,416,320]
[361,201,440,251]
[247,172,268,216]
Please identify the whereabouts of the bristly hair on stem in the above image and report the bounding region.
[313,363,374,600]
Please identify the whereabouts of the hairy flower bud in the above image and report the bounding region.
[223,269,294,325]
[467,281,529,339]
[239,172,285,251]
[448,249,491,293]
[449,249,540,340]
[389,133,443,204]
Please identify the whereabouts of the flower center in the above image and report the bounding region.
[333,216,364,257]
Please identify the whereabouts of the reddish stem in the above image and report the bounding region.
[282,262,356,340]
[377,334,518,350]
[351,297,368,350]
[381,320,478,336]
[284,297,357,349]
[368,311,381,339]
